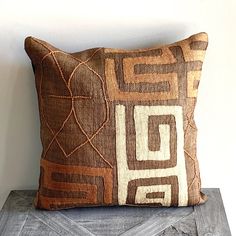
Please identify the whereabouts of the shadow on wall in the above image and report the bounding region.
[36,23,191,52]
[106,25,190,50]
[0,57,41,203]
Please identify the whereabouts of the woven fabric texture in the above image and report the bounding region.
[25,32,208,210]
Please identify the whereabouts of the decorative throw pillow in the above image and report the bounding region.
[25,32,208,210]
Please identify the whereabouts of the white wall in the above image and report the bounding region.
[0,0,235,234]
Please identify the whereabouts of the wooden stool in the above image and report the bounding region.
[0,188,231,235]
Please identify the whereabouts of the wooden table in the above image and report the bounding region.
[0,188,231,236]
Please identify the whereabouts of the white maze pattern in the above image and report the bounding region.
[115,105,188,206]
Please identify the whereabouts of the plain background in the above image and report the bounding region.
[0,0,235,234]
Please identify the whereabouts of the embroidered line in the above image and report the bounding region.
[47,95,92,100]
[31,37,112,168]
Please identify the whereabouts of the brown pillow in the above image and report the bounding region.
[25,32,208,210]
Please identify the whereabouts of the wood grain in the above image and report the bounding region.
[0,191,33,236]
[194,188,231,236]
[0,188,231,236]
[120,207,193,236]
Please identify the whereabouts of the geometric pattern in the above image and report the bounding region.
[115,105,188,206]
[39,159,113,209]
[25,32,208,210]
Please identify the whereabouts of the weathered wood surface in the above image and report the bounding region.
[0,188,231,236]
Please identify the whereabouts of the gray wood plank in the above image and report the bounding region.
[29,209,95,236]
[13,190,37,200]
[194,188,231,236]
[69,213,146,236]
[158,212,197,235]
[20,214,60,236]
[62,205,159,220]
[0,191,33,236]
[120,207,193,236]
[62,206,163,236]
[0,189,231,236]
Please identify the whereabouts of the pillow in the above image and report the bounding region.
[25,32,208,210]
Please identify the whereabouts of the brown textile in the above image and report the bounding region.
[25,32,208,210]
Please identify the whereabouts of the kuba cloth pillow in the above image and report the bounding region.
[25,32,208,210]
